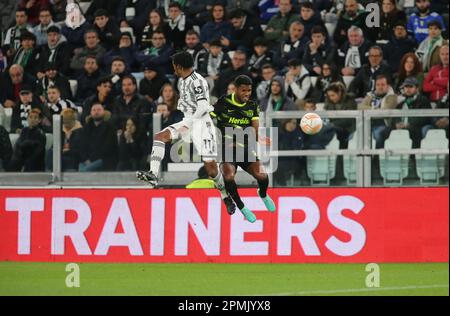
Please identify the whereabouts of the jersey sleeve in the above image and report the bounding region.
[191,78,209,102]
[211,97,225,119]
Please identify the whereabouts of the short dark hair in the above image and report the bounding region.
[48,85,60,92]
[428,20,443,30]
[300,2,314,10]
[122,74,137,86]
[311,25,326,37]
[262,63,275,70]
[96,76,113,87]
[234,75,253,87]
[288,58,301,67]
[171,51,194,69]
[186,30,199,37]
[16,8,27,15]
[112,56,126,64]
[168,2,182,9]
[375,74,390,84]
[228,9,245,20]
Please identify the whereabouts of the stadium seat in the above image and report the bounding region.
[45,134,53,152]
[310,76,317,88]
[343,76,354,88]
[306,134,339,186]
[315,103,325,111]
[325,22,336,38]
[2,107,13,133]
[69,80,78,98]
[379,130,412,186]
[415,129,448,185]
[9,133,19,149]
[343,132,358,185]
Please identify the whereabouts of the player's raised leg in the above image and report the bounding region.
[245,161,276,212]
[221,163,256,223]
[136,129,172,188]
[204,160,236,215]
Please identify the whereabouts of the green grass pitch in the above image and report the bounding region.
[0,262,448,296]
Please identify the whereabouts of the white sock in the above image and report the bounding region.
[149,141,165,177]
[213,172,228,199]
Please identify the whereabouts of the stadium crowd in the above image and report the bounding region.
[0,0,448,184]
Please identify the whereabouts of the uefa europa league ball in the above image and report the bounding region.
[300,112,323,135]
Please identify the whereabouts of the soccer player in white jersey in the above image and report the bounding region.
[136,51,236,215]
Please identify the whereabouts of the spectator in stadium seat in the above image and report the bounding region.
[185,0,224,27]
[85,0,122,23]
[70,29,106,74]
[264,0,300,47]
[337,26,372,77]
[285,58,312,107]
[214,50,251,97]
[273,21,308,70]
[166,2,194,51]
[139,63,170,104]
[154,83,180,115]
[82,77,116,124]
[393,53,424,93]
[429,86,449,137]
[275,118,304,186]
[226,0,259,13]
[196,40,231,91]
[139,9,169,50]
[298,1,326,40]
[10,86,47,134]
[10,31,40,78]
[260,76,297,113]
[60,108,82,171]
[117,117,148,171]
[113,75,153,132]
[43,85,77,117]
[8,109,46,172]
[103,32,150,73]
[92,9,121,51]
[0,125,13,171]
[61,3,91,49]
[358,74,398,148]
[75,56,103,103]
[2,9,34,61]
[37,25,71,78]
[311,63,344,102]
[33,8,58,46]
[223,9,263,54]
[78,102,118,171]
[376,0,407,43]
[156,103,183,135]
[183,30,207,70]
[383,21,417,74]
[248,37,274,83]
[1,64,36,109]
[117,0,155,41]
[200,3,233,49]
[18,0,50,26]
[416,20,446,73]
[349,46,392,98]
[333,0,371,47]
[36,62,73,102]
[324,82,357,148]
[407,0,446,44]
[109,56,130,98]
[48,0,67,24]
[423,43,449,102]
[302,26,336,76]
[143,30,174,75]
[389,77,432,148]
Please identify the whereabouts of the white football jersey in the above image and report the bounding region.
[177,71,213,117]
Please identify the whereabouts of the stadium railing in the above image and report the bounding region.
[0,110,448,187]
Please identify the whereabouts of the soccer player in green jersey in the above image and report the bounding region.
[211,75,276,223]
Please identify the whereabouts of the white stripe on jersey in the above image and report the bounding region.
[177,71,213,117]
